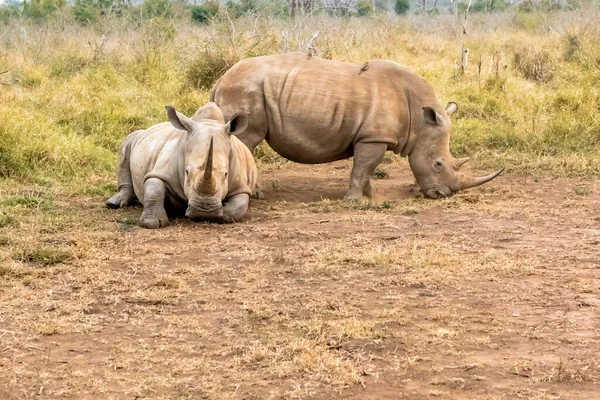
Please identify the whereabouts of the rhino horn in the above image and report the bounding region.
[197,137,216,195]
[454,157,470,170]
[204,137,214,182]
[459,168,504,190]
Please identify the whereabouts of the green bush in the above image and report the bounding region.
[395,0,410,15]
[141,0,172,19]
[71,0,127,25]
[356,0,373,16]
[225,0,243,18]
[191,1,220,24]
[22,0,66,20]
[0,1,21,23]
[538,0,562,10]
[72,0,100,25]
[471,0,507,12]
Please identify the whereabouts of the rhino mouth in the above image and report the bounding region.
[186,197,223,219]
[423,185,453,199]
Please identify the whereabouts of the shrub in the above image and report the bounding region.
[185,49,237,90]
[191,1,220,24]
[141,0,172,19]
[72,0,101,25]
[22,0,66,20]
[0,1,22,22]
[538,0,562,11]
[356,0,374,16]
[395,0,410,15]
[225,0,243,18]
[472,0,507,12]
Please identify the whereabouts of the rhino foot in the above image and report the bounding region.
[251,188,265,200]
[139,212,170,229]
[344,192,364,201]
[106,193,128,209]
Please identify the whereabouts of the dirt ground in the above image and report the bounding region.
[1,160,599,399]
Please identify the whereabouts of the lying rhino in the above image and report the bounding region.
[106,102,257,228]
[211,52,502,199]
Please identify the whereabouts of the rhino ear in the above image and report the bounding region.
[423,106,444,126]
[225,112,249,136]
[166,106,196,133]
[446,102,458,116]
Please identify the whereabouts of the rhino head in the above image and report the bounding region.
[165,103,249,219]
[407,102,503,199]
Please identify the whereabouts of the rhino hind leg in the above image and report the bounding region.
[106,130,141,209]
[139,178,170,229]
[345,142,387,201]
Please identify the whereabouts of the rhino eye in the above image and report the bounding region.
[433,160,444,172]
[224,172,228,178]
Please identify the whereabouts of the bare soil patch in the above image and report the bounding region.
[1,161,599,399]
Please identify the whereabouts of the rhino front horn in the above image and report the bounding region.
[204,137,214,182]
[196,137,216,195]
[459,168,504,190]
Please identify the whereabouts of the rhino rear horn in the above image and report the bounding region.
[454,157,470,169]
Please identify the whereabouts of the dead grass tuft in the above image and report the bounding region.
[513,47,555,82]
[35,324,61,336]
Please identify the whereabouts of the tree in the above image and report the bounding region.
[395,0,410,14]
[191,1,219,24]
[356,0,373,15]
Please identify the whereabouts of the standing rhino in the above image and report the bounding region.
[106,102,257,228]
[210,52,502,200]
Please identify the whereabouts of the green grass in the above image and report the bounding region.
[308,199,397,213]
[13,246,74,266]
[0,211,19,228]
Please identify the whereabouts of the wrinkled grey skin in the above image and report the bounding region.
[211,52,502,200]
[106,102,257,228]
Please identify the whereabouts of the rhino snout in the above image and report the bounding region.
[185,198,223,220]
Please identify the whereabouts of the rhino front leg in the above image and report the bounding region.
[345,142,387,201]
[362,178,374,199]
[106,130,141,209]
[221,194,250,223]
[139,178,170,229]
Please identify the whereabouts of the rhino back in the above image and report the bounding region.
[215,54,423,163]
[129,122,185,204]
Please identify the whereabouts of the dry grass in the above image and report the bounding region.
[1,161,598,398]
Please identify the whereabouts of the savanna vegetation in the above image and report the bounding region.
[1,1,599,399]
[0,2,599,188]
